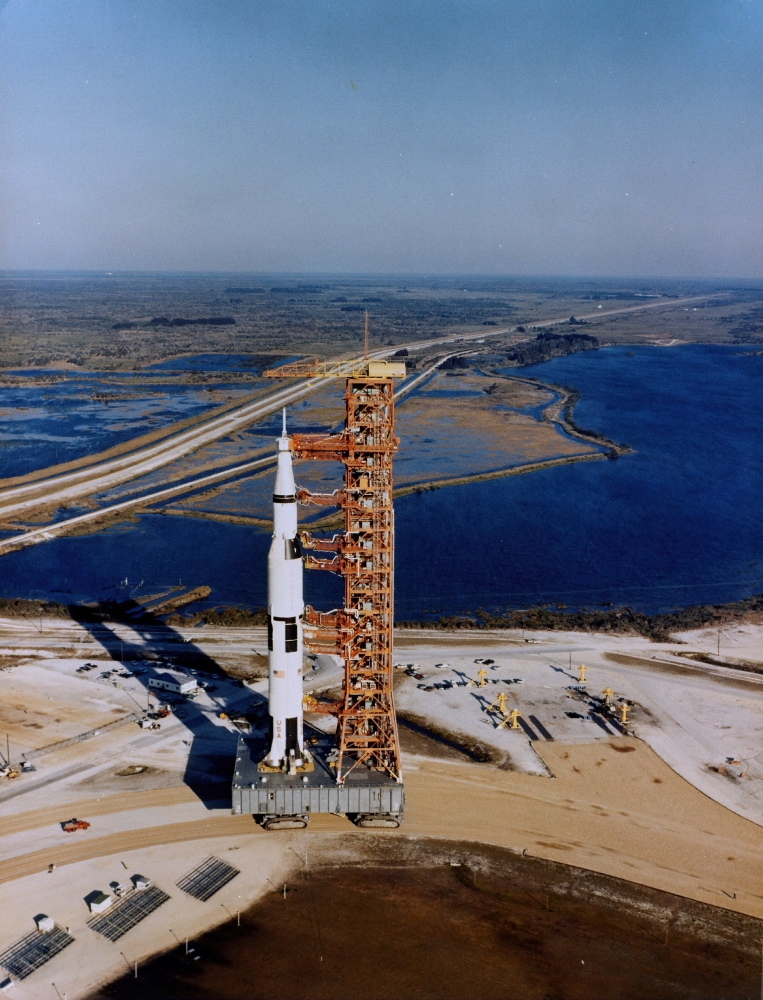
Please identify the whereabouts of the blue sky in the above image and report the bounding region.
[1,1,760,276]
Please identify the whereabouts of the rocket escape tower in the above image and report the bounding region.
[265,314,405,787]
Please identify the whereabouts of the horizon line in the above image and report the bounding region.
[0,269,760,285]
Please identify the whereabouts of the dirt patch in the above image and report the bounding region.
[397,717,480,762]
[397,712,497,763]
[604,651,763,692]
[0,656,27,670]
[95,837,762,1000]
[75,765,182,795]
[0,666,134,750]
[675,650,763,675]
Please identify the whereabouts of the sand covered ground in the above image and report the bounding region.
[1,616,762,998]
[390,626,763,825]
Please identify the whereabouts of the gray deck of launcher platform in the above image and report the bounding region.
[231,729,405,817]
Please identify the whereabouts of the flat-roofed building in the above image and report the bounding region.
[148,672,197,695]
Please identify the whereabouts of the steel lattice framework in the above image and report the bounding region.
[286,376,402,784]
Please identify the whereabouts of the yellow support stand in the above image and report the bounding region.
[499,709,522,730]
[619,703,630,725]
[602,687,614,706]
[468,668,489,688]
[486,692,510,717]
[578,664,587,683]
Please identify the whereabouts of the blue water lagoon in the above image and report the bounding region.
[0,371,260,478]
[395,344,763,616]
[2,346,762,618]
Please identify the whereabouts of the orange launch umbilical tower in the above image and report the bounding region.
[264,315,405,785]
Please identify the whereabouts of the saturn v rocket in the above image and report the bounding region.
[264,411,306,771]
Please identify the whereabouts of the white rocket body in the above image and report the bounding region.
[265,421,305,769]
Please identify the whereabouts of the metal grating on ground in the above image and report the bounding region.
[177,856,240,901]
[0,927,74,980]
[87,886,170,942]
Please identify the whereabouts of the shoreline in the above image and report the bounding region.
[1,363,628,542]
[397,592,763,642]
[156,368,627,527]
[93,835,762,1000]
[2,591,762,638]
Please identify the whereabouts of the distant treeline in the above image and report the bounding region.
[0,596,266,628]
[397,593,763,642]
[4,594,762,642]
[112,317,236,330]
[502,330,598,367]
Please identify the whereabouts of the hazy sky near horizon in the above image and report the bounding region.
[1,1,761,278]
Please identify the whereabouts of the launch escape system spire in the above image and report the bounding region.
[231,324,407,830]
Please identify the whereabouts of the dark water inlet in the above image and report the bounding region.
[92,839,761,1000]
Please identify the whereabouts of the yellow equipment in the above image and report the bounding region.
[486,692,510,717]
[499,709,522,730]
[578,664,587,683]
[602,687,614,706]
[619,703,631,725]
[468,668,489,688]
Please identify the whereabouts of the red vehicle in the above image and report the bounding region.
[61,818,90,833]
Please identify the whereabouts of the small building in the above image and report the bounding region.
[34,915,54,933]
[132,874,152,891]
[148,672,197,696]
[87,892,112,914]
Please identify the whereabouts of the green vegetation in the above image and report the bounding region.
[501,330,599,367]
[3,593,762,644]
[397,593,763,642]
[1,274,759,370]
